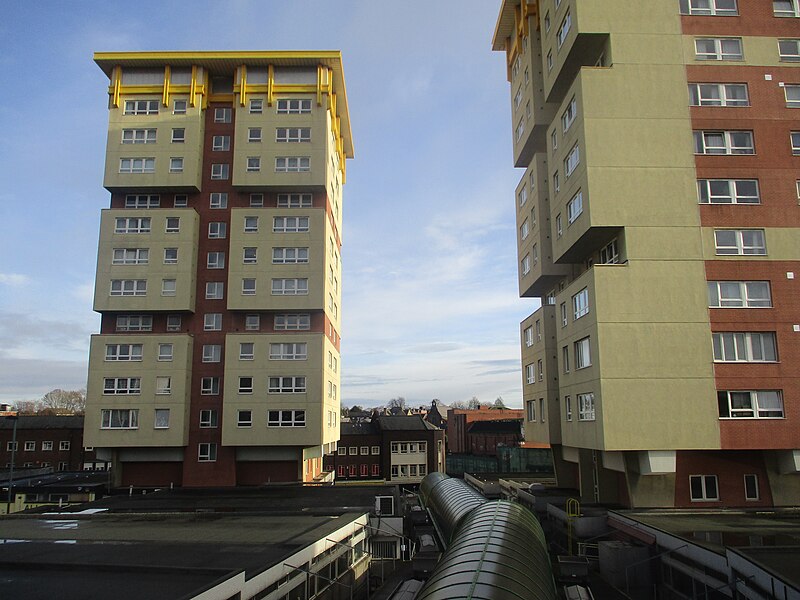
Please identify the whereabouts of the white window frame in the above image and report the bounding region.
[269,342,308,360]
[274,314,311,330]
[556,12,571,49]
[574,337,591,369]
[697,179,759,204]
[694,37,743,61]
[164,248,178,264]
[158,343,173,361]
[718,390,784,419]
[103,377,141,395]
[273,216,309,233]
[242,278,256,295]
[116,315,152,332]
[714,229,766,255]
[572,288,589,319]
[688,83,749,106]
[161,278,176,296]
[124,194,159,208]
[212,136,230,151]
[561,97,577,132]
[567,190,583,223]
[124,100,158,115]
[110,279,146,296]
[276,128,311,143]
[202,344,222,363]
[204,313,222,331]
[200,377,220,395]
[271,278,308,295]
[708,281,771,308]
[680,0,738,15]
[239,343,254,360]
[238,410,253,427]
[210,163,230,180]
[115,217,151,234]
[689,474,719,501]
[272,247,309,264]
[778,39,800,61]
[112,248,149,265]
[213,108,231,123]
[249,99,263,114]
[101,409,139,429]
[276,99,312,114]
[248,127,262,142]
[694,130,754,154]
[268,410,306,427]
[774,0,800,17]
[171,128,185,143]
[121,128,156,144]
[154,409,170,429]
[577,392,595,421]
[564,144,580,177]
[744,474,760,501]
[275,157,310,172]
[246,157,261,172]
[198,443,217,462]
[119,158,155,173]
[268,376,306,393]
[712,332,777,363]
[277,193,313,208]
[199,409,219,428]
[208,222,227,239]
[238,377,254,394]
[207,251,226,269]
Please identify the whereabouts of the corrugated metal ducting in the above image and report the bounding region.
[416,500,558,600]
[420,474,486,545]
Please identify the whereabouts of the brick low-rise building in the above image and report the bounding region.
[446,406,525,454]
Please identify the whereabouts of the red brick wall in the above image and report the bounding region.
[674,451,773,508]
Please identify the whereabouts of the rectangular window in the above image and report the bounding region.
[714,229,766,255]
[277,193,313,208]
[572,288,589,319]
[779,39,800,61]
[198,443,217,462]
[567,191,583,223]
[556,12,571,49]
[276,99,312,114]
[271,278,308,295]
[205,282,224,300]
[249,193,264,207]
[164,217,180,233]
[271,247,310,265]
[119,158,155,173]
[525,363,535,384]
[23,441,35,451]
[42,441,53,451]
[712,332,777,362]
[199,409,219,428]
[204,313,222,331]
[521,254,531,276]
[238,410,253,427]
[171,128,185,143]
[249,99,263,113]
[276,128,311,142]
[792,131,800,155]
[537,359,544,381]
[202,344,222,363]
[697,179,759,204]
[518,185,527,207]
[577,393,595,421]
[574,337,591,369]
[124,194,159,208]
[565,395,572,421]
[688,83,749,106]
[243,247,257,264]
[694,130,754,154]
[121,128,156,144]
[269,342,308,360]
[515,118,525,142]
[275,157,310,172]
[166,315,181,331]
[520,219,529,241]
[207,252,226,269]
[524,326,533,347]
[774,0,800,17]
[268,410,306,427]
[155,376,171,395]
[169,157,184,173]
[268,376,306,393]
[154,409,170,429]
[208,222,227,239]
[103,377,141,395]
[527,400,536,422]
[238,377,253,394]
[536,319,541,341]
[599,239,619,264]
[116,315,152,332]
[163,248,178,264]
[200,377,220,395]
[173,100,187,114]
[273,216,309,232]
[718,390,784,418]
[213,108,232,123]
[212,135,230,151]
[101,409,139,429]
[248,127,262,142]
[371,446,380,455]
[124,100,158,115]
[785,85,800,108]
[744,474,759,501]
[242,278,256,295]
[694,37,743,60]
[562,97,577,132]
[556,213,562,237]
[680,0,738,15]
[110,279,146,296]
[690,474,719,501]
[161,279,176,296]
[564,145,580,177]
[708,281,771,308]
[274,314,311,330]
[112,248,149,265]
[239,343,254,360]
[157,343,173,361]
[245,314,260,331]
[211,164,230,180]
[562,346,570,373]
[210,192,228,208]
[561,302,568,327]
[246,157,261,172]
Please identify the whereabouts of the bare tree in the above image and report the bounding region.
[493,396,507,409]
[387,396,407,410]
[449,400,467,410]
[467,396,481,410]
[13,400,39,415]
[39,389,86,415]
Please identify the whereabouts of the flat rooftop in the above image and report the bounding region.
[0,485,390,600]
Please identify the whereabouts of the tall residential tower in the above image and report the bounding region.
[86,52,352,487]
[493,1,799,507]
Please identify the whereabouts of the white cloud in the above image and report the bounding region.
[0,273,30,287]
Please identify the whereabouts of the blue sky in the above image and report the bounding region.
[0,1,540,408]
